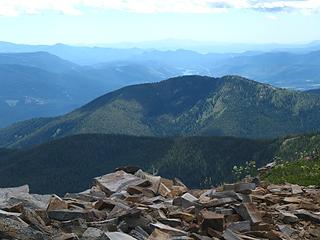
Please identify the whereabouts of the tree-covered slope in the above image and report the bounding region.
[1,75,320,148]
[0,134,277,195]
[1,132,320,195]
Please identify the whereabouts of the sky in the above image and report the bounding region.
[0,0,320,45]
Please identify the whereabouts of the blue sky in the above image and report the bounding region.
[0,0,319,45]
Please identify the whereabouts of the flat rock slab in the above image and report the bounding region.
[0,185,30,197]
[173,193,199,208]
[190,233,212,240]
[202,197,237,208]
[211,191,242,201]
[278,224,296,237]
[214,207,234,216]
[294,209,320,224]
[47,209,97,221]
[169,212,194,223]
[283,197,301,204]
[198,210,225,232]
[236,203,262,224]
[228,220,251,232]
[159,218,182,228]
[148,229,172,240]
[94,171,149,196]
[105,232,138,240]
[222,229,243,240]
[291,185,303,195]
[235,183,256,194]
[151,222,188,236]
[279,211,299,224]
[0,209,21,217]
[0,185,50,210]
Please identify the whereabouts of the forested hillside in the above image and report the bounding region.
[0,134,277,195]
[2,75,320,148]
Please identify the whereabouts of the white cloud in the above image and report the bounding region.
[0,0,319,16]
[0,0,83,16]
[266,14,278,20]
[249,0,320,13]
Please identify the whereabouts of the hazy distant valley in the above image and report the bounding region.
[1,41,320,128]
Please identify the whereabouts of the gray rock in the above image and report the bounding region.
[0,215,49,240]
[159,218,182,228]
[0,185,50,210]
[291,185,303,195]
[236,203,262,224]
[278,224,296,237]
[228,220,251,232]
[222,229,243,240]
[214,207,234,216]
[294,209,320,223]
[48,209,97,221]
[82,227,108,240]
[129,226,149,240]
[202,197,237,208]
[94,171,149,196]
[173,193,199,208]
[279,211,299,224]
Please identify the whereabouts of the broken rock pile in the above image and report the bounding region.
[0,167,319,239]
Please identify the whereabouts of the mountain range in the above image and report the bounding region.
[2,42,320,128]
[0,52,175,127]
[2,40,320,58]
[2,42,320,88]
[1,75,320,148]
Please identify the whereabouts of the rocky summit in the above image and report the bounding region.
[0,167,319,240]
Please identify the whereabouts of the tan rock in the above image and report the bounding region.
[148,229,171,240]
[169,211,194,222]
[283,196,301,204]
[291,185,303,195]
[150,222,188,236]
[299,201,318,211]
[158,183,172,198]
[47,195,68,211]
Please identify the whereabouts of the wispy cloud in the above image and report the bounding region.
[0,0,319,16]
[249,0,320,13]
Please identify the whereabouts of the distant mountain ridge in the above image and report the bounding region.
[2,75,320,148]
[2,41,320,89]
[210,50,320,89]
[0,51,79,73]
[2,43,320,128]
[0,52,174,127]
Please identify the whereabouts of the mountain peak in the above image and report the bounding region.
[2,75,320,148]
